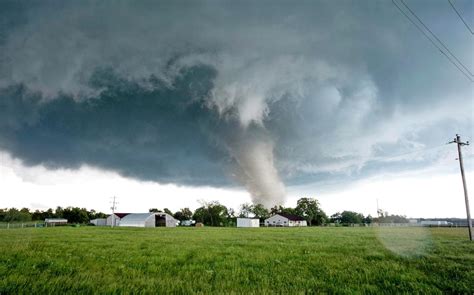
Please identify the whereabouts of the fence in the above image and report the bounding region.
[0,222,46,229]
[370,223,471,228]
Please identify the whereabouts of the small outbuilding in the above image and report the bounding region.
[90,218,107,226]
[45,218,68,226]
[237,218,260,227]
[118,213,177,228]
[264,214,307,227]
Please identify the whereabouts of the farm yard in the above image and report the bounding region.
[0,227,473,294]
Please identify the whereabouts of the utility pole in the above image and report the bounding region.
[110,196,117,228]
[376,198,383,218]
[449,134,472,241]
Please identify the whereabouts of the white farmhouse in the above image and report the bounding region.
[118,212,178,228]
[264,214,307,227]
[237,218,260,227]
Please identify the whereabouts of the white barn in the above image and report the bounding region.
[106,213,130,226]
[237,218,260,227]
[264,214,307,227]
[118,213,177,228]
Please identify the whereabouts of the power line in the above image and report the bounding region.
[392,0,474,82]
[371,143,451,162]
[448,0,474,35]
[399,0,474,77]
[395,0,474,80]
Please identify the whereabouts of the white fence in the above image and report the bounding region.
[0,222,46,229]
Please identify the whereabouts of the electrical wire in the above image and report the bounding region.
[370,143,452,162]
[448,0,474,35]
[392,0,474,82]
[400,0,474,77]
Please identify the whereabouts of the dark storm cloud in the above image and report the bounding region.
[0,0,472,206]
[0,65,235,185]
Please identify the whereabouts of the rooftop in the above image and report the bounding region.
[276,213,305,221]
[114,213,130,218]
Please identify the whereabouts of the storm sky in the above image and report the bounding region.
[0,1,472,215]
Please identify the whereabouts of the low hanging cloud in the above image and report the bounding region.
[0,1,472,207]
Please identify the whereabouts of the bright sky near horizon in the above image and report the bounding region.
[1,149,472,218]
[0,1,472,217]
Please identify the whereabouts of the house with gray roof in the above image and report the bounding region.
[264,213,307,227]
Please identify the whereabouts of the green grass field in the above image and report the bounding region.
[0,227,473,294]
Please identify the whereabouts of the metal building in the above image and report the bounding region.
[106,213,130,226]
[236,218,260,227]
[118,212,177,227]
[45,218,68,226]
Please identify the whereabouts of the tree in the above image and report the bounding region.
[238,203,269,221]
[208,202,229,226]
[55,206,64,218]
[0,208,6,222]
[20,208,31,214]
[364,215,373,224]
[149,208,162,213]
[376,214,408,223]
[227,207,236,219]
[46,208,54,218]
[193,207,208,224]
[174,211,184,221]
[339,211,364,225]
[270,206,280,215]
[295,198,327,226]
[174,208,193,221]
[193,201,229,226]
[2,207,106,223]
[181,208,193,220]
[330,212,342,224]
[239,203,253,218]
[33,208,54,220]
[32,210,46,221]
[62,207,89,224]
[270,205,297,216]
[4,208,32,222]
[163,208,173,216]
[227,207,236,227]
[87,209,107,220]
[251,204,270,221]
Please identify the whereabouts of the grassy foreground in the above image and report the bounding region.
[0,227,473,294]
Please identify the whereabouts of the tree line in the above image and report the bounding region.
[1,197,408,226]
[0,207,107,224]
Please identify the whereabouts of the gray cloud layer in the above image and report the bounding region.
[0,1,472,206]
